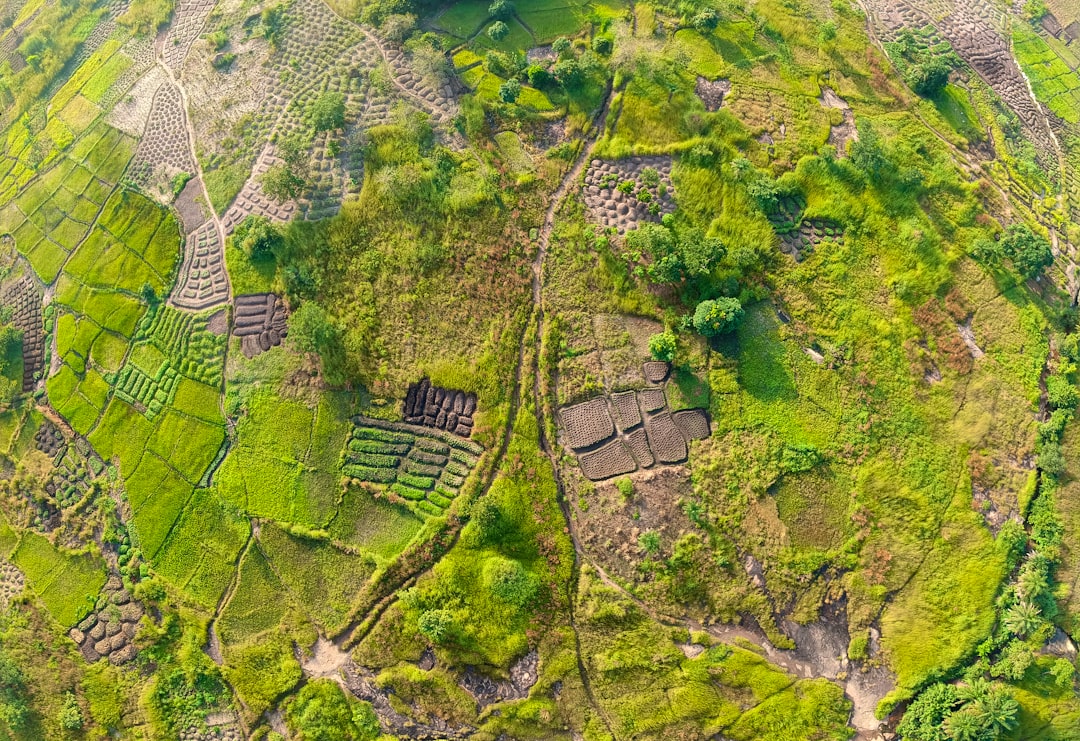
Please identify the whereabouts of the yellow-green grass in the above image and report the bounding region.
[12,532,107,627]
[258,522,377,635]
[50,39,123,114]
[81,50,133,104]
[470,18,535,55]
[327,486,425,562]
[1013,24,1080,124]
[88,397,155,474]
[217,547,290,646]
[57,95,102,135]
[153,488,251,610]
[433,0,490,39]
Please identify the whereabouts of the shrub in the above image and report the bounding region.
[484,557,538,608]
[488,0,513,20]
[1000,224,1053,280]
[1047,375,1079,410]
[284,679,380,741]
[648,331,676,362]
[692,8,719,31]
[233,215,281,258]
[488,21,509,41]
[692,297,743,337]
[261,163,304,203]
[58,692,83,731]
[498,78,521,103]
[591,35,612,55]
[526,64,551,87]
[418,609,455,643]
[310,91,346,132]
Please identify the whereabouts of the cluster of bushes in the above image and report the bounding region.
[884,28,962,99]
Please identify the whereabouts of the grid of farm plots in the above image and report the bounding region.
[341,417,483,518]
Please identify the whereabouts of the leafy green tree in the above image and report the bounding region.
[908,58,952,98]
[591,35,612,55]
[648,331,676,362]
[991,640,1034,680]
[896,683,959,741]
[1000,224,1053,280]
[498,78,521,103]
[285,679,380,741]
[0,325,21,410]
[58,692,82,731]
[692,8,719,31]
[262,163,305,203]
[526,64,551,87]
[1002,600,1041,636]
[692,297,743,337]
[552,36,571,57]
[971,686,1019,736]
[0,650,29,731]
[488,0,513,20]
[484,557,538,608]
[233,215,282,258]
[310,91,346,132]
[1050,657,1076,689]
[288,303,338,357]
[554,58,583,88]
[943,709,985,741]
[417,609,455,644]
[488,20,509,40]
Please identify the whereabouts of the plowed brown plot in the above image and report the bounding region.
[0,275,43,391]
[403,378,477,438]
[643,360,670,383]
[645,412,687,464]
[579,439,637,480]
[673,409,710,440]
[624,427,654,468]
[639,387,667,413]
[69,575,144,665]
[610,390,641,431]
[232,293,288,358]
[560,397,615,450]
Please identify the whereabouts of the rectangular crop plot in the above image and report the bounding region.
[342,416,484,519]
[610,390,641,431]
[645,412,688,464]
[560,397,615,449]
[579,439,638,480]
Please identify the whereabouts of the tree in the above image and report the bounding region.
[417,609,455,644]
[288,302,337,356]
[488,20,509,41]
[488,0,513,20]
[943,709,985,741]
[526,64,551,87]
[0,651,29,731]
[896,683,960,741]
[850,120,891,177]
[310,91,346,132]
[552,37,571,57]
[971,686,1019,735]
[380,13,416,43]
[498,78,521,103]
[908,58,952,98]
[1003,601,1042,636]
[233,215,282,258]
[0,325,21,409]
[285,679,380,741]
[693,298,743,338]
[262,163,305,203]
[649,331,676,362]
[1000,223,1053,280]
[692,8,720,31]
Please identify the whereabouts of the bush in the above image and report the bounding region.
[58,692,83,730]
[233,215,282,258]
[484,557,538,608]
[261,163,304,203]
[554,58,583,88]
[498,78,521,103]
[692,8,719,31]
[648,331,676,362]
[418,609,455,643]
[526,64,551,87]
[488,0,513,20]
[1046,375,1079,410]
[310,91,346,132]
[1000,224,1053,280]
[284,679,380,741]
[692,297,743,337]
[488,20,509,41]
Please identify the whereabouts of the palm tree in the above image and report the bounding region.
[973,687,1019,735]
[1002,600,1041,636]
[944,709,986,741]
